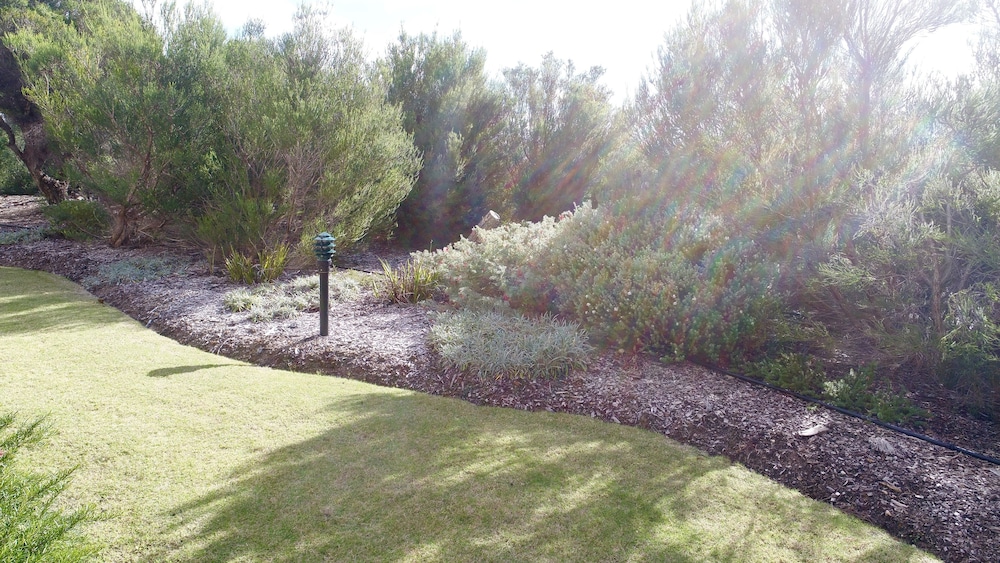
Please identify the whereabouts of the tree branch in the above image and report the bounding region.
[0,115,26,162]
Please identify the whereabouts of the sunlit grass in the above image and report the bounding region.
[0,267,936,562]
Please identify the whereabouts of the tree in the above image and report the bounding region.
[8,0,188,246]
[381,30,507,246]
[195,5,419,258]
[0,0,76,204]
[838,0,971,170]
[502,53,619,221]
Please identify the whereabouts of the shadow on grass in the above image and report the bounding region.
[146,364,238,378]
[0,292,108,335]
[144,392,923,562]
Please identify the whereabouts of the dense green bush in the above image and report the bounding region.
[429,308,591,379]
[810,173,1000,416]
[222,245,289,285]
[822,367,929,425]
[747,353,827,397]
[0,413,98,562]
[418,200,780,364]
[0,149,33,195]
[42,200,109,241]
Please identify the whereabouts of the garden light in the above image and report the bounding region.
[313,232,336,336]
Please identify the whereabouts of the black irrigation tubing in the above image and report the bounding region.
[692,361,1000,467]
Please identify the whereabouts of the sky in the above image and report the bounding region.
[139,0,981,103]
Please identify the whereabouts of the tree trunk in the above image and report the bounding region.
[0,40,68,204]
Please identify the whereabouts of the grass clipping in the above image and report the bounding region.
[430,308,592,379]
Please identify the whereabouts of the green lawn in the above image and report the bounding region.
[0,267,936,562]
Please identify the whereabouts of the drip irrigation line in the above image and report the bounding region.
[693,361,1000,467]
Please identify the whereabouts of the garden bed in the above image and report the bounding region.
[2,195,999,562]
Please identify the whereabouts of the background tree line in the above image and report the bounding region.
[4,0,1000,416]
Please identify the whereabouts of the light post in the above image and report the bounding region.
[313,232,336,336]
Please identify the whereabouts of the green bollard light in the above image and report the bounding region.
[313,232,336,336]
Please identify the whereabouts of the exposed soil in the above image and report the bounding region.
[2,195,999,562]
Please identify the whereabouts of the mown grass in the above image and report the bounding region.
[0,266,936,562]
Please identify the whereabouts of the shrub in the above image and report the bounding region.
[370,258,441,303]
[823,366,928,425]
[81,257,179,289]
[823,367,875,412]
[938,285,1000,417]
[0,153,33,195]
[747,353,827,397]
[224,251,257,285]
[429,308,592,379]
[416,200,780,363]
[258,245,288,283]
[808,173,1000,415]
[42,200,109,241]
[223,245,289,285]
[0,413,98,562]
[222,273,363,322]
[0,227,46,245]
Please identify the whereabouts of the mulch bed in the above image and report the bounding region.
[2,195,999,562]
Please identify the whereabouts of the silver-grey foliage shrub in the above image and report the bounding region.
[429,308,591,379]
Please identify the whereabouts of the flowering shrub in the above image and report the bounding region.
[416,199,780,364]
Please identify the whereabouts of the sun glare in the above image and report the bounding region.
[136,0,978,101]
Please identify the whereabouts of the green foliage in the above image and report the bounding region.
[0,413,98,562]
[502,54,621,222]
[938,284,1000,416]
[381,31,509,246]
[748,353,827,397]
[81,257,179,289]
[195,192,285,267]
[206,7,419,255]
[258,245,288,283]
[429,308,592,379]
[223,245,289,285]
[810,173,1000,414]
[0,226,46,245]
[418,201,779,364]
[823,367,929,425]
[223,273,362,322]
[0,148,33,195]
[8,1,417,252]
[371,258,441,304]
[823,367,874,413]
[9,0,189,247]
[42,200,109,241]
[224,251,257,285]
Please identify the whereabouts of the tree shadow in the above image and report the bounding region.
[141,392,924,562]
[0,292,107,336]
[146,364,238,378]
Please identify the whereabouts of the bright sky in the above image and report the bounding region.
[140,0,980,103]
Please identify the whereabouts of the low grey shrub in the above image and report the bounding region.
[0,227,46,245]
[223,272,364,322]
[82,257,180,290]
[429,308,592,379]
